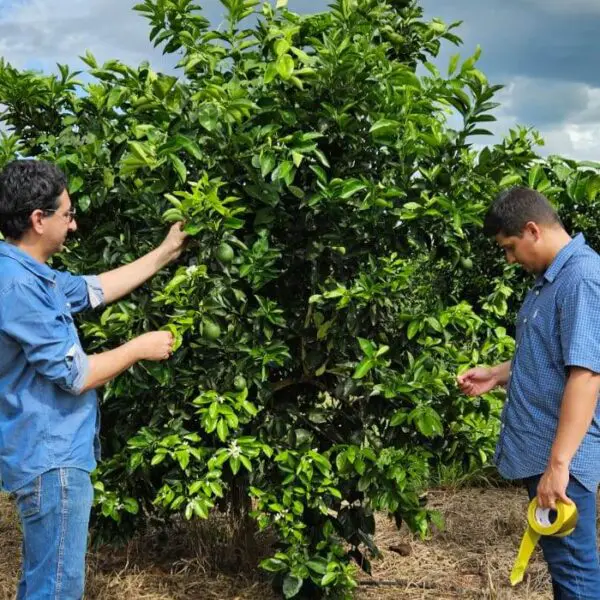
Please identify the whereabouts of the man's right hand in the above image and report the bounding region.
[457,366,498,396]
[133,331,175,361]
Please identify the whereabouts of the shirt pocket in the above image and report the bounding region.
[57,306,79,341]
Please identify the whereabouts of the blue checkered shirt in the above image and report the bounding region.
[495,233,600,492]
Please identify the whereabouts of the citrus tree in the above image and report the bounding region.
[4,0,599,597]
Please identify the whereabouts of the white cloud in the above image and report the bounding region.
[0,0,181,72]
[489,77,600,160]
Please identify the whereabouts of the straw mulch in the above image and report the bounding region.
[0,487,577,599]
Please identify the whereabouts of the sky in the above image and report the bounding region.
[0,0,598,160]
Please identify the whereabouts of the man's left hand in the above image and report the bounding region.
[537,462,573,509]
[159,222,189,264]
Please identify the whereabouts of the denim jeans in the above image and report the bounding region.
[12,468,93,599]
[525,474,600,599]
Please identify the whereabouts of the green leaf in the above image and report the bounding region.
[260,152,276,178]
[407,320,420,340]
[288,185,304,198]
[78,195,91,212]
[353,358,374,379]
[283,574,303,598]
[261,557,287,572]
[80,49,98,69]
[151,453,166,466]
[358,337,374,357]
[499,174,522,188]
[169,154,187,183]
[274,39,290,56]
[448,53,460,76]
[413,407,443,437]
[340,179,367,199]
[229,456,241,474]
[198,103,219,132]
[241,400,258,416]
[217,419,229,442]
[390,410,407,427]
[307,558,327,575]
[586,175,600,200]
[276,54,294,80]
[264,63,278,84]
[175,449,190,470]
[69,176,84,194]
[128,141,150,163]
[162,208,184,223]
[369,119,401,136]
[240,455,253,471]
[317,319,334,340]
[122,497,139,514]
[313,148,330,167]
[175,135,203,160]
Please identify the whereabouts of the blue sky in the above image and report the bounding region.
[1,0,599,159]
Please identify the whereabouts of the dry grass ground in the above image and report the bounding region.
[1,487,582,600]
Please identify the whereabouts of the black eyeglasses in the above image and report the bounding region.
[43,207,77,222]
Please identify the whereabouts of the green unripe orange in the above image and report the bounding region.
[216,242,234,263]
[233,375,247,391]
[202,319,221,340]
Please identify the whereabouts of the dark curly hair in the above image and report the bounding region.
[0,159,67,240]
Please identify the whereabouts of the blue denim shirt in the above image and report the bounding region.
[495,234,600,492]
[0,241,104,492]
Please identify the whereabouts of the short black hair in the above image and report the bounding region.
[483,186,562,237]
[0,159,67,240]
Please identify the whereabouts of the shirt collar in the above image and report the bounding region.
[0,241,56,284]
[542,233,585,284]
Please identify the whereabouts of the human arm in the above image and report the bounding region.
[456,360,511,396]
[78,331,174,393]
[537,367,600,509]
[1,281,174,395]
[98,222,188,304]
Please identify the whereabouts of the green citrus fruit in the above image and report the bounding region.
[202,319,221,340]
[461,257,473,269]
[233,375,247,391]
[216,242,234,263]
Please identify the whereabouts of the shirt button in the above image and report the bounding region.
[535,290,540,296]
[523,318,528,323]
[66,303,71,308]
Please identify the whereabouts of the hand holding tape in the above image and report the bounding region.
[510,497,578,586]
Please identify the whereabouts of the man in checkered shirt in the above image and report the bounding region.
[458,186,600,599]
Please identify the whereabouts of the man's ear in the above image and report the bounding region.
[29,209,45,235]
[523,221,541,242]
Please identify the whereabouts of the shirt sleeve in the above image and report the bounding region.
[0,281,90,394]
[54,271,104,313]
[560,278,600,374]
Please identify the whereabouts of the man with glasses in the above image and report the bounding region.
[0,159,188,598]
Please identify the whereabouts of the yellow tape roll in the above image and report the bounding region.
[510,498,578,586]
